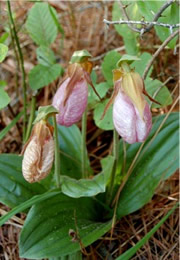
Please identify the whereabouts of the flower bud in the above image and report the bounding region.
[53,76,88,127]
[22,120,54,183]
[52,50,101,127]
[113,74,152,144]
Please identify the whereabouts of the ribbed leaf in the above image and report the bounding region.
[49,251,82,260]
[36,46,56,66]
[0,154,46,208]
[0,190,60,227]
[57,124,92,179]
[26,2,57,46]
[19,193,111,259]
[117,113,179,218]
[29,64,63,90]
[61,156,114,198]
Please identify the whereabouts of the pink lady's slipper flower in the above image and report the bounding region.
[113,73,152,144]
[53,50,100,127]
[22,120,54,183]
[102,60,159,144]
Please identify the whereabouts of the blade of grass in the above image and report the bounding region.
[7,0,27,141]
[0,190,61,227]
[116,202,179,260]
[48,4,65,36]
[48,4,64,53]
[0,109,24,141]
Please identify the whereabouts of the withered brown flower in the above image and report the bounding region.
[22,120,54,183]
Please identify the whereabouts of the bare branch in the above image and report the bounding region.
[103,19,180,31]
[142,29,179,80]
[145,0,175,33]
[118,0,140,33]
[107,0,178,35]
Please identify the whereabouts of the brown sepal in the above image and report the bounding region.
[63,63,83,106]
[101,81,120,120]
[80,61,93,74]
[143,86,161,105]
[83,70,102,101]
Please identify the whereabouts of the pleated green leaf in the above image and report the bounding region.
[57,124,92,179]
[0,190,60,227]
[61,156,114,198]
[49,251,82,260]
[117,113,179,218]
[29,64,63,90]
[19,193,111,259]
[36,46,56,66]
[26,2,57,46]
[0,154,46,208]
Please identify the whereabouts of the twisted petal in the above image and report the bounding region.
[53,77,88,126]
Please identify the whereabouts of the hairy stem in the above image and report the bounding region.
[7,0,27,141]
[25,96,36,142]
[107,129,119,204]
[53,115,60,188]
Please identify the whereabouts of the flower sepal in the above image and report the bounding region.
[33,105,58,124]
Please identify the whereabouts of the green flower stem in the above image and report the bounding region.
[24,96,36,142]
[8,21,20,98]
[7,0,27,142]
[107,129,119,204]
[81,108,87,178]
[53,115,60,188]
[121,62,131,73]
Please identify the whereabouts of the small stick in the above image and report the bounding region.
[103,19,180,30]
[109,0,178,35]
[143,30,179,80]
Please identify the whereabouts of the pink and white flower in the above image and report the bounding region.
[52,77,88,127]
[113,79,152,144]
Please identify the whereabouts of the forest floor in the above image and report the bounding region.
[0,1,179,259]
